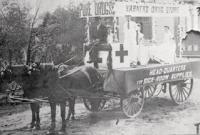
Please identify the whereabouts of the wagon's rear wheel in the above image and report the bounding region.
[83,98,106,112]
[169,79,193,105]
[122,89,144,118]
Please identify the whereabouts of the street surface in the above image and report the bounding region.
[1,79,200,135]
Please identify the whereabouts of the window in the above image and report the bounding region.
[135,17,153,40]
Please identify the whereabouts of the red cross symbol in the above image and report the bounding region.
[115,44,128,63]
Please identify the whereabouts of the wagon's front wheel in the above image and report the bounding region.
[169,78,193,105]
[122,89,144,118]
[83,98,106,112]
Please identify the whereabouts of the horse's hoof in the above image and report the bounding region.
[35,125,40,130]
[60,126,66,132]
[59,128,67,135]
[71,116,75,120]
[46,130,55,135]
[58,131,67,135]
[48,127,55,134]
[66,117,70,121]
[29,124,35,129]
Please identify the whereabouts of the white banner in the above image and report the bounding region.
[114,2,190,17]
[80,2,190,17]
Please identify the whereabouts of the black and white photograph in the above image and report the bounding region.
[1,0,200,134]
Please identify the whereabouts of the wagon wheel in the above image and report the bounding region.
[169,79,193,105]
[143,85,156,99]
[83,98,106,112]
[122,89,144,118]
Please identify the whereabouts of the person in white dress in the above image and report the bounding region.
[123,16,138,66]
[107,26,113,44]
[136,23,146,65]
[162,26,176,63]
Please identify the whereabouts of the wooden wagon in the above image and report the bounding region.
[77,0,200,118]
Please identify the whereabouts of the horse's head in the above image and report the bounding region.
[27,62,57,77]
[26,63,58,92]
[1,64,32,83]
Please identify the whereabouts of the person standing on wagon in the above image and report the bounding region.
[123,15,138,66]
[136,22,144,65]
[162,26,176,63]
[87,17,108,68]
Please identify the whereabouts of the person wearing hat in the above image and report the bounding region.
[88,17,108,68]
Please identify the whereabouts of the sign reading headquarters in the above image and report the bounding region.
[80,1,190,17]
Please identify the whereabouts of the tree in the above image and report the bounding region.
[0,1,86,65]
[36,7,85,64]
[0,0,31,65]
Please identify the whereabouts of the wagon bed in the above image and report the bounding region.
[100,60,200,117]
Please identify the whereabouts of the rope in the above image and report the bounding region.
[9,95,48,103]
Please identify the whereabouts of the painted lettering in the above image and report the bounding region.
[95,2,114,16]
[151,6,164,13]
[155,75,169,82]
[166,7,179,14]
[144,77,154,84]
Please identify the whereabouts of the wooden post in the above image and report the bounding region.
[177,24,183,58]
[86,17,90,44]
[195,123,200,135]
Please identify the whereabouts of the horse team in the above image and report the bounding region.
[0,63,103,133]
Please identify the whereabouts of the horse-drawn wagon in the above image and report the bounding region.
[1,0,200,132]
[78,0,200,118]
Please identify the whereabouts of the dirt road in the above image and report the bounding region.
[1,79,200,135]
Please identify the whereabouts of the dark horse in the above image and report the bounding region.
[0,63,102,133]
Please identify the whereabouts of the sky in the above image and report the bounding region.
[23,0,91,15]
[26,0,71,15]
